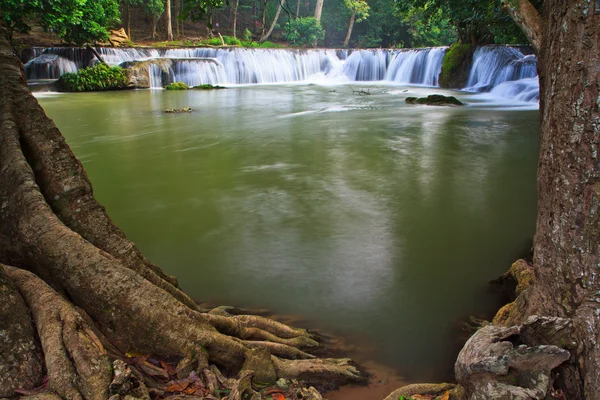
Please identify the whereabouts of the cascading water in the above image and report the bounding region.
[465,46,538,102]
[385,47,447,86]
[24,45,540,103]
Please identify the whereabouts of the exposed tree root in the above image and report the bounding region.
[0,28,366,399]
[4,266,112,400]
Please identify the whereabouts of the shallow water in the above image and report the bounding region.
[37,85,539,381]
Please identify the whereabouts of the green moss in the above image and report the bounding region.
[192,84,226,90]
[57,63,127,92]
[406,94,464,106]
[164,81,189,90]
[439,43,476,88]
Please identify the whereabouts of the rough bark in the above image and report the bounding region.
[501,0,544,54]
[343,12,355,47]
[0,266,43,397]
[0,27,365,399]
[260,0,285,42]
[527,1,600,397]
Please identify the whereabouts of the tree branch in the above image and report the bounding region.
[501,0,544,54]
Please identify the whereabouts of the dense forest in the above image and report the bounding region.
[2,0,539,47]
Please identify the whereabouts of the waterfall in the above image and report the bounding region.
[465,46,538,102]
[24,45,539,102]
[385,47,447,86]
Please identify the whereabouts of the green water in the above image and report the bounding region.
[37,85,539,380]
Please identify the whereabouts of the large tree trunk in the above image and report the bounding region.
[260,0,285,42]
[342,12,355,47]
[0,28,364,399]
[166,0,173,41]
[528,0,600,397]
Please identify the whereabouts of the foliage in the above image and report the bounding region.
[396,3,455,47]
[343,0,370,22]
[283,17,325,47]
[1,0,120,45]
[243,28,253,42]
[193,84,226,89]
[164,82,190,90]
[396,0,543,45]
[182,0,225,27]
[57,63,127,92]
[223,35,242,45]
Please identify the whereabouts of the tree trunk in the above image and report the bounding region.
[453,1,600,398]
[500,0,543,54]
[260,0,268,38]
[232,0,239,37]
[126,3,131,39]
[166,0,173,41]
[314,0,324,22]
[295,0,300,19]
[152,16,158,39]
[343,12,355,47]
[0,27,364,398]
[260,0,285,42]
[528,0,600,397]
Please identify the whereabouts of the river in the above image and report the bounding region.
[36,83,539,383]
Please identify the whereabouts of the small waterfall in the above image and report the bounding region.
[385,47,447,86]
[342,50,389,81]
[25,54,78,80]
[465,46,538,102]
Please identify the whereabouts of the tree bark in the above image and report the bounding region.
[501,0,544,54]
[0,26,365,398]
[260,0,285,42]
[314,0,324,22]
[166,0,173,41]
[483,0,600,398]
[295,0,300,19]
[260,0,268,38]
[343,12,355,47]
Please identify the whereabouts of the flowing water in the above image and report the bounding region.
[36,84,539,381]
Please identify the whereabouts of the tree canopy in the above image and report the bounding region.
[1,0,120,45]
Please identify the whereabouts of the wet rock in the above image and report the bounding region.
[164,107,192,113]
[406,95,464,106]
[455,317,571,400]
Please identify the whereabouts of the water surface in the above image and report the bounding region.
[37,85,539,381]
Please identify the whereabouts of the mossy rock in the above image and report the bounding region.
[405,95,464,106]
[439,43,476,89]
[192,84,226,90]
[164,107,192,113]
[164,82,189,90]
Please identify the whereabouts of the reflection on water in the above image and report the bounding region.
[37,85,539,380]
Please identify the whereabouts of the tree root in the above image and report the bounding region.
[4,266,113,400]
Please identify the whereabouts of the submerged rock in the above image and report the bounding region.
[164,107,192,113]
[406,95,464,106]
[193,84,227,90]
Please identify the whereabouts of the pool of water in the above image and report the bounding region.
[37,84,539,381]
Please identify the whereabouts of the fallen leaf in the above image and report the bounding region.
[166,379,191,392]
[270,393,286,400]
[160,360,177,376]
[440,391,450,400]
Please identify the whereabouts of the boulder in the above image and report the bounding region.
[108,28,130,47]
[406,95,464,106]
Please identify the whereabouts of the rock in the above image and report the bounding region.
[192,84,227,90]
[438,44,476,89]
[164,107,192,113]
[455,318,571,400]
[406,95,464,106]
[108,28,130,47]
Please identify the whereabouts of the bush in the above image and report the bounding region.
[243,28,253,42]
[223,36,242,46]
[283,17,325,47]
[164,82,190,90]
[203,37,223,46]
[258,41,282,48]
[57,63,127,92]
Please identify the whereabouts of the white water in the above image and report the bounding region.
[24,45,539,103]
[465,46,538,103]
